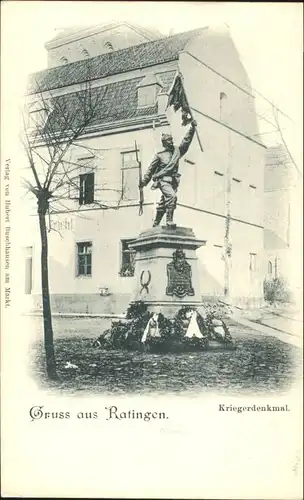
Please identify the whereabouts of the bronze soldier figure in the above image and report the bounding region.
[139,120,197,228]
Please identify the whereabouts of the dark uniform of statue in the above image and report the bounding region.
[139,120,196,228]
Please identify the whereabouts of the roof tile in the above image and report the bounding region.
[45,71,176,131]
[29,27,205,93]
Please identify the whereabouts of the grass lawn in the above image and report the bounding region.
[29,317,301,396]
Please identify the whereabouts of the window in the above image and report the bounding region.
[212,171,225,213]
[82,48,90,58]
[220,92,227,121]
[274,257,279,278]
[79,172,94,205]
[104,41,114,51]
[121,150,140,201]
[24,246,33,294]
[268,261,273,275]
[248,184,258,224]
[137,75,161,108]
[231,177,243,219]
[60,57,69,65]
[120,239,136,277]
[138,86,156,107]
[77,242,92,276]
[67,156,95,202]
[249,253,257,272]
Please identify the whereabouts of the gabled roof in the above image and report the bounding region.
[45,71,176,132]
[46,22,162,45]
[28,27,206,94]
[136,73,163,88]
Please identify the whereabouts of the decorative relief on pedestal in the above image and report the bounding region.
[140,269,151,294]
[166,249,194,298]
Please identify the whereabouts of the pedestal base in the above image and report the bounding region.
[129,226,206,318]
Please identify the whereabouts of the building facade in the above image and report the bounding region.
[23,23,266,313]
[45,21,162,68]
[264,145,296,285]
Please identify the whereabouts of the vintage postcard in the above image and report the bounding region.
[1,1,303,498]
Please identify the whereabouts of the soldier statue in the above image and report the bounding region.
[139,120,197,228]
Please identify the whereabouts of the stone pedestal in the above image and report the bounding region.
[129,226,206,317]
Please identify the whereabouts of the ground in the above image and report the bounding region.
[29,316,301,396]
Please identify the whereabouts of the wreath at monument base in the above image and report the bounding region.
[93,301,235,353]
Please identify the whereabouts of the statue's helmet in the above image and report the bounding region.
[161,133,173,147]
[174,249,185,259]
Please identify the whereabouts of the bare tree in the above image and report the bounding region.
[252,90,301,178]
[21,62,123,379]
[270,105,301,179]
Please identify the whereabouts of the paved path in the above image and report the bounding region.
[232,314,302,348]
[256,313,302,336]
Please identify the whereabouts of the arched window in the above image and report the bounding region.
[82,48,90,59]
[104,41,114,51]
[60,56,69,65]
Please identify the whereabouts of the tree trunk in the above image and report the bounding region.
[38,197,58,380]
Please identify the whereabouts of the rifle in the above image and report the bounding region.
[135,141,144,216]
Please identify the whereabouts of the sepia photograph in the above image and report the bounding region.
[20,6,302,396]
[1,1,303,498]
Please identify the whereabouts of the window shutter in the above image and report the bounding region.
[79,172,94,205]
[67,174,79,201]
[85,173,95,203]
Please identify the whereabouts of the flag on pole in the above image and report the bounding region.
[166,72,193,126]
[166,72,204,151]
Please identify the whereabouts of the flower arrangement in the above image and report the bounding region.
[93,301,234,352]
[172,306,209,351]
[203,305,234,344]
